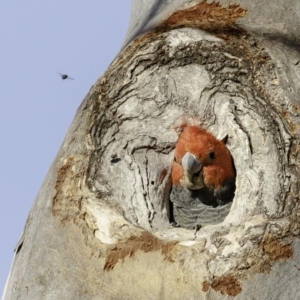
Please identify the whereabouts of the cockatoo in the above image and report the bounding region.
[170,117,236,229]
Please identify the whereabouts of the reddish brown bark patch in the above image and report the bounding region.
[262,236,293,262]
[52,156,85,225]
[202,281,210,292]
[202,275,242,296]
[52,156,75,221]
[104,231,177,271]
[159,0,247,32]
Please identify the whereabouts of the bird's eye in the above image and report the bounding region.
[209,151,216,160]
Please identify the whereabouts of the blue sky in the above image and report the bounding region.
[0,1,132,293]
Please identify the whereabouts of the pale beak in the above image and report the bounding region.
[181,152,205,190]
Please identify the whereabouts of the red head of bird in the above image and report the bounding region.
[172,118,235,191]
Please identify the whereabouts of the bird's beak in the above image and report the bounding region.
[181,152,205,190]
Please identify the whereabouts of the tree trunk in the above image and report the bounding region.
[3,1,300,299]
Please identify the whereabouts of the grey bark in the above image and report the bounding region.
[3,1,300,299]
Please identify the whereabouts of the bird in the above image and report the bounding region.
[58,72,74,80]
[170,116,236,229]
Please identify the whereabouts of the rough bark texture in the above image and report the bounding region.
[3,1,300,299]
